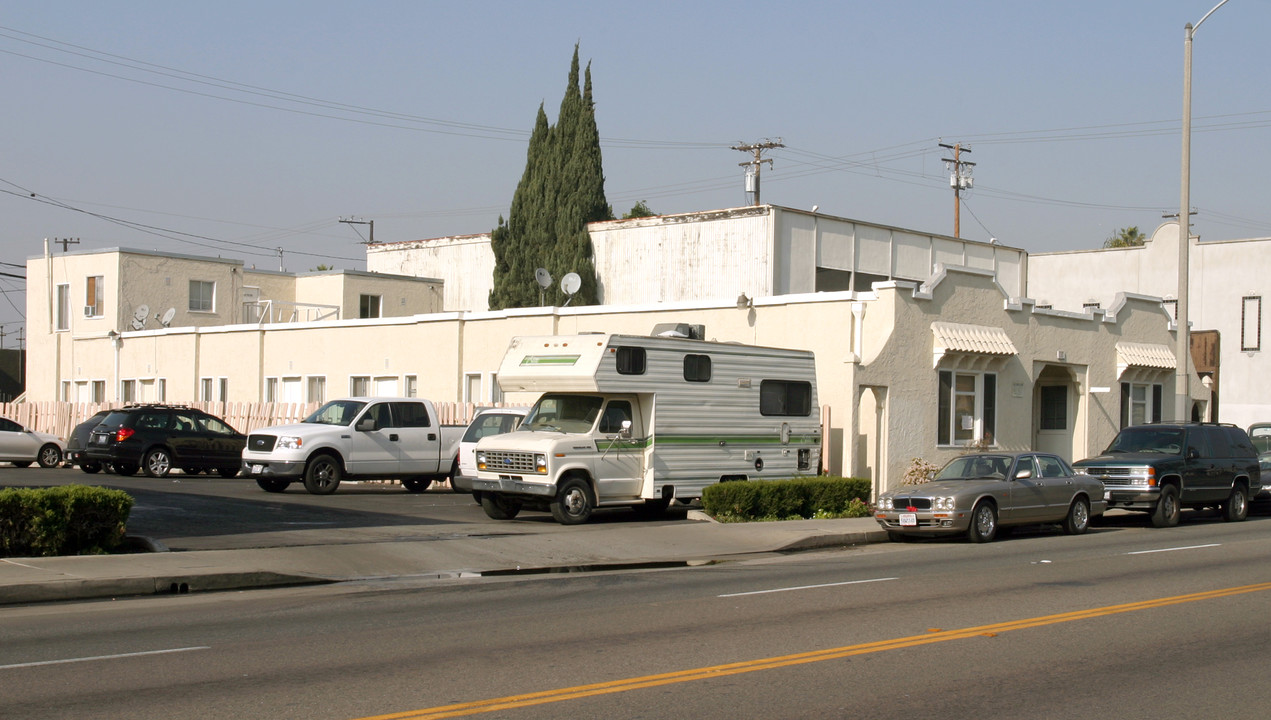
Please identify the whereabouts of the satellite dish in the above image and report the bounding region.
[560,273,581,307]
[534,268,552,289]
[159,307,176,327]
[561,273,581,296]
[131,304,149,331]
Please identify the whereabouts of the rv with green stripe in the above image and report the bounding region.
[472,325,822,524]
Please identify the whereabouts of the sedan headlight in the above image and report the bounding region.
[277,436,303,450]
[933,496,956,511]
[877,496,894,510]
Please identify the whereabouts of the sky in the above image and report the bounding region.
[3,0,1270,345]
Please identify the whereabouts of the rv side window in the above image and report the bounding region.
[760,380,813,417]
[616,346,647,375]
[683,354,711,382]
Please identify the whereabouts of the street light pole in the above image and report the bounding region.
[1175,0,1228,423]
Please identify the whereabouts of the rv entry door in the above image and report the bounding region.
[594,399,643,500]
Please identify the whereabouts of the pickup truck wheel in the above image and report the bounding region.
[143,448,173,478]
[402,477,432,493]
[256,478,290,493]
[550,477,595,525]
[967,500,998,543]
[1150,485,1181,528]
[481,493,522,520]
[1222,485,1249,522]
[38,444,63,468]
[1062,497,1091,535]
[304,455,342,495]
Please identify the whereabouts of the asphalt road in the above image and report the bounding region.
[5,464,1271,719]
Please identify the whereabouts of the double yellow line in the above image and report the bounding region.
[359,581,1271,720]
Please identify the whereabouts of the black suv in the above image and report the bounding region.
[84,405,246,478]
[65,409,112,473]
[1074,423,1261,527]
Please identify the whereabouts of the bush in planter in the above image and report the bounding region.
[0,485,133,557]
[702,476,872,522]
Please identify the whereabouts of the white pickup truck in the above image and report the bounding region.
[242,397,464,495]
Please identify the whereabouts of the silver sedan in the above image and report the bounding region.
[0,415,65,468]
[874,452,1107,543]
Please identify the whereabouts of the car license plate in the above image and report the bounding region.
[94,435,108,445]
[251,464,264,474]
[899,513,917,527]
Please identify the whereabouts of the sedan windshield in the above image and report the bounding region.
[936,455,1011,480]
[303,400,366,426]
[1105,428,1184,455]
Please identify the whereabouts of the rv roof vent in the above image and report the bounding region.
[651,323,705,340]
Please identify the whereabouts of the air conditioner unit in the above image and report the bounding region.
[83,306,95,317]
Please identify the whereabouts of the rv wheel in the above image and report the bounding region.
[551,477,595,525]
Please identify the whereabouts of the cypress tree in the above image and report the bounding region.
[489,45,611,310]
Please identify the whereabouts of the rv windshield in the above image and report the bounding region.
[304,400,366,426]
[523,394,604,433]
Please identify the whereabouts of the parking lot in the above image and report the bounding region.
[1,465,695,551]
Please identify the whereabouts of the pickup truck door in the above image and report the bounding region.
[592,399,644,501]
[347,402,401,475]
[390,401,442,474]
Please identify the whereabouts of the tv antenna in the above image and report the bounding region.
[339,217,376,244]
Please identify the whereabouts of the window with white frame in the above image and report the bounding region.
[464,373,482,403]
[938,370,997,446]
[85,276,103,317]
[1242,296,1261,351]
[91,380,105,403]
[490,373,504,403]
[189,280,215,312]
[350,375,371,396]
[201,377,214,401]
[264,377,279,403]
[280,376,302,402]
[373,376,398,397]
[359,294,382,319]
[307,376,326,403]
[121,379,136,403]
[60,380,70,402]
[56,284,70,330]
[1120,382,1163,428]
[404,375,418,398]
[156,378,166,402]
[219,377,229,402]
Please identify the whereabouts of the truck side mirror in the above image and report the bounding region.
[356,416,378,432]
[620,420,632,438]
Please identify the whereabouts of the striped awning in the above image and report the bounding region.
[931,322,1016,367]
[1116,342,1175,370]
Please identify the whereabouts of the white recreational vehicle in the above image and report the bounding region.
[472,326,822,524]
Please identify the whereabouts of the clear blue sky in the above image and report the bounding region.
[3,1,1269,341]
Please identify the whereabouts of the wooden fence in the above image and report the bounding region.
[0,401,508,439]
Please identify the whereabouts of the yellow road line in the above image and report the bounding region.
[357,581,1271,720]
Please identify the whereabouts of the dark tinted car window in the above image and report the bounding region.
[198,415,239,435]
[1037,455,1069,478]
[134,411,171,431]
[0,417,20,433]
[391,402,432,428]
[1186,428,1209,458]
[1224,427,1257,457]
[1201,427,1231,458]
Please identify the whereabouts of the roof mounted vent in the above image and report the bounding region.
[651,323,705,340]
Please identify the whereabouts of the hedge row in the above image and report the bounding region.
[0,485,134,557]
[702,475,873,522]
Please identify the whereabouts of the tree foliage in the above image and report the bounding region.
[489,45,612,309]
[1104,226,1147,248]
[622,200,656,219]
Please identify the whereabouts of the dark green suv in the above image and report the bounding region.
[1074,423,1261,527]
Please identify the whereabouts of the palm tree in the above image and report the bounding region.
[1104,226,1147,248]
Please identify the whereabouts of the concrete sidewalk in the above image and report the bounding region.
[0,514,890,606]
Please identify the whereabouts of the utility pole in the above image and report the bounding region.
[732,138,784,206]
[339,217,376,245]
[939,142,974,238]
[53,238,80,252]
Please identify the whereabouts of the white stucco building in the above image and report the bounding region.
[1028,221,1268,428]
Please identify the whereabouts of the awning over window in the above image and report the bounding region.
[1116,342,1175,381]
[931,322,1017,368]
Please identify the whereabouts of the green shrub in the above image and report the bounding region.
[702,476,872,522]
[0,485,133,557]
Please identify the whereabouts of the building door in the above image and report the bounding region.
[1035,377,1075,461]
